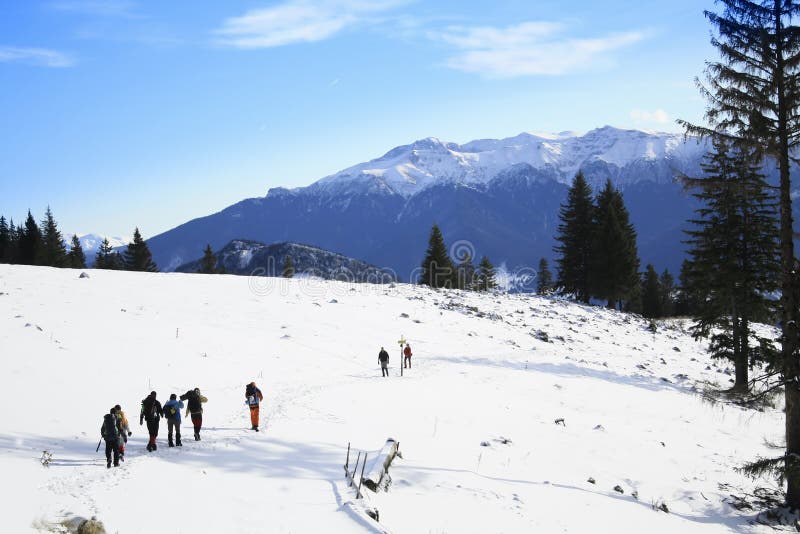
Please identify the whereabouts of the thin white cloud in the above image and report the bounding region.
[47,0,140,18]
[0,46,75,67]
[215,0,405,48]
[631,108,671,124]
[433,22,646,77]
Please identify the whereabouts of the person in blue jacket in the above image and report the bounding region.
[163,393,185,447]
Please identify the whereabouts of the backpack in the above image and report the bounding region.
[103,414,119,441]
[164,402,178,419]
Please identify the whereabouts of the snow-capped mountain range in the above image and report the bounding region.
[63,233,128,260]
[306,126,707,198]
[144,126,794,282]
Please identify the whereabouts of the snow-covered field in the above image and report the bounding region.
[0,265,785,533]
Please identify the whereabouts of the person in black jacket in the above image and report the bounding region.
[180,387,207,441]
[139,391,163,451]
[378,347,390,377]
[101,408,121,468]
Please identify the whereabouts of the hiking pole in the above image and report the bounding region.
[96,439,102,453]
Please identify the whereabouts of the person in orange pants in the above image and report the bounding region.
[245,382,264,431]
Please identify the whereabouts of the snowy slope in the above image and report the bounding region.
[307,126,707,198]
[0,265,783,533]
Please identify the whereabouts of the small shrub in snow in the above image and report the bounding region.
[40,450,52,467]
[651,500,669,513]
[613,485,624,494]
[587,477,596,484]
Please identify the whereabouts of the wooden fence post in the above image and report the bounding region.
[358,453,368,499]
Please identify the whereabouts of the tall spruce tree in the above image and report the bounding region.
[589,180,640,309]
[420,224,454,288]
[475,256,497,292]
[39,207,67,267]
[676,260,700,316]
[19,210,42,265]
[684,140,779,393]
[95,238,113,269]
[7,218,21,264]
[0,216,9,263]
[641,265,663,319]
[554,171,594,302]
[659,269,676,317]
[123,228,158,272]
[679,0,800,503]
[536,258,553,295]
[67,235,87,269]
[199,244,218,274]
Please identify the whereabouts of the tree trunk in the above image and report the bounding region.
[775,0,800,510]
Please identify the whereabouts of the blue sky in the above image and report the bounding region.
[0,0,715,238]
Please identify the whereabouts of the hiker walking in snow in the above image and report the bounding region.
[180,387,207,441]
[163,394,184,447]
[403,343,412,369]
[139,391,163,452]
[378,347,390,377]
[245,382,264,432]
[101,408,121,468]
[114,404,131,461]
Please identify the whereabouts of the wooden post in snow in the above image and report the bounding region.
[362,438,400,492]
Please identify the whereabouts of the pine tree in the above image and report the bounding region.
[684,140,779,393]
[95,238,113,269]
[675,260,700,316]
[475,256,497,292]
[282,255,295,278]
[6,218,21,264]
[589,180,640,309]
[18,210,42,265]
[659,269,676,317]
[678,1,800,502]
[67,235,87,269]
[0,216,9,263]
[199,244,219,274]
[536,258,553,295]
[122,228,158,272]
[454,251,475,290]
[641,264,663,319]
[554,171,594,302]
[39,207,67,267]
[420,224,454,288]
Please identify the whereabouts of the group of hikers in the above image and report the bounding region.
[378,343,413,377]
[98,344,413,469]
[100,382,263,469]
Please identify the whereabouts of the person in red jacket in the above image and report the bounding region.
[245,382,264,431]
[403,343,412,368]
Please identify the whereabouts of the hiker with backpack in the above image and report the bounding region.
[403,343,412,369]
[180,387,207,441]
[245,382,264,432]
[139,391,163,452]
[163,394,184,447]
[378,347,390,377]
[114,404,131,461]
[101,408,121,468]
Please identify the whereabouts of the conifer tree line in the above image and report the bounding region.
[419,224,497,291]
[0,207,157,272]
[553,173,641,310]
